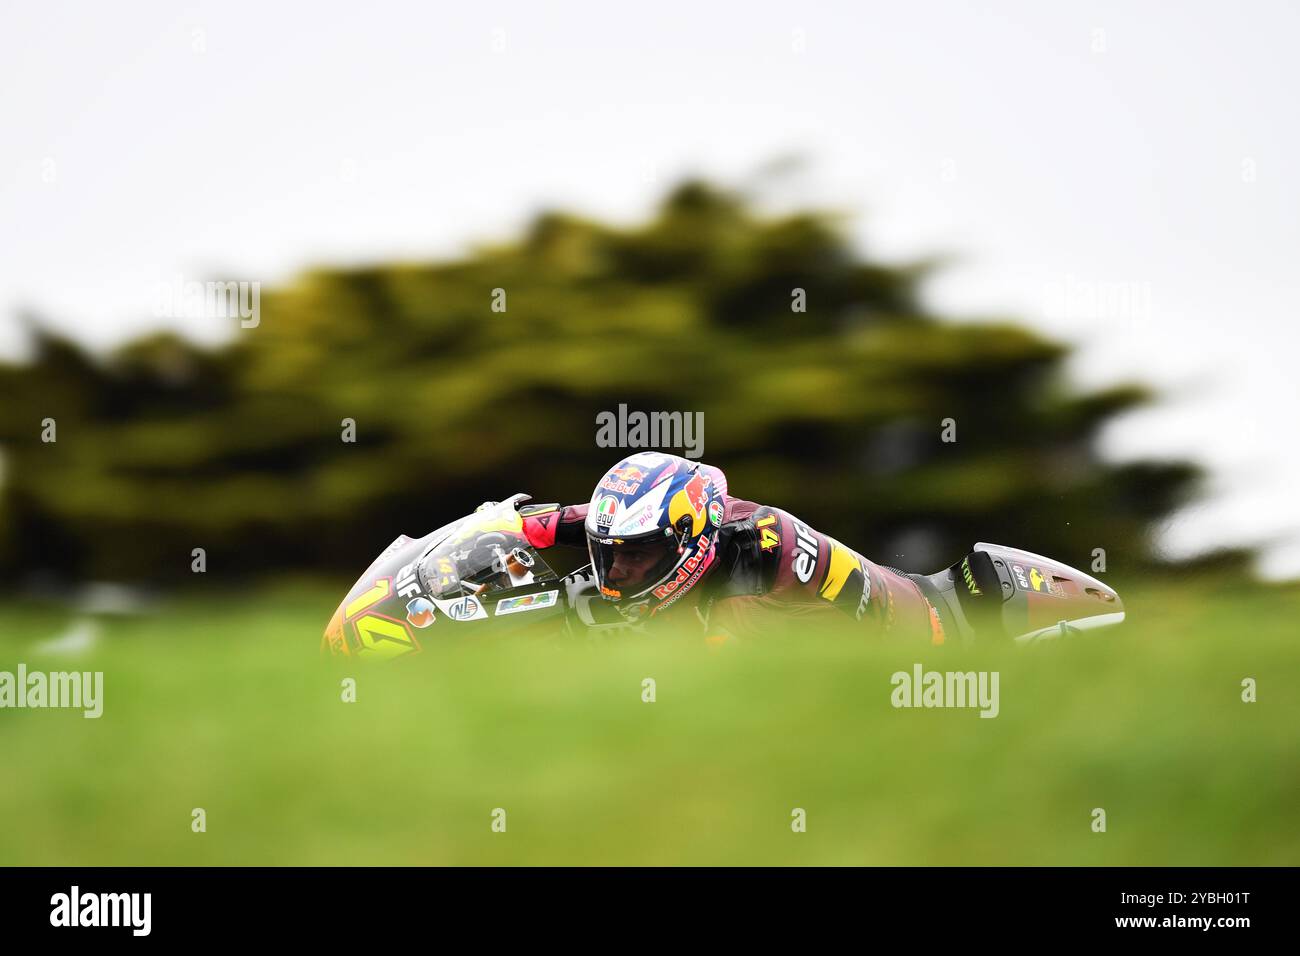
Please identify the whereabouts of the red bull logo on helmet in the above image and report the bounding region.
[684,472,708,512]
[668,471,712,537]
[600,465,646,495]
[652,533,713,600]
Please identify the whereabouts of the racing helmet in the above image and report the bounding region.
[584,453,728,618]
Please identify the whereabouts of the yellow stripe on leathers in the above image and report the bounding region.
[819,539,861,602]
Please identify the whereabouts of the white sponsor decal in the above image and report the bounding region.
[494,590,559,616]
[608,479,671,537]
[792,521,819,584]
[438,596,486,621]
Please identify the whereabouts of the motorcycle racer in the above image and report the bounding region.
[516,452,947,643]
[326,455,1124,657]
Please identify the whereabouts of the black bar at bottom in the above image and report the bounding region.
[0,867,1280,941]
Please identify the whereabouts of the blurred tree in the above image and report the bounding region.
[0,180,1216,587]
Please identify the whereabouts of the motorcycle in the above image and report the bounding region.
[323,495,591,660]
[322,494,1124,659]
[908,543,1125,645]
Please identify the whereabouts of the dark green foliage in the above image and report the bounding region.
[0,180,1206,585]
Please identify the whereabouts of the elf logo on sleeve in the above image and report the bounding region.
[792,521,819,584]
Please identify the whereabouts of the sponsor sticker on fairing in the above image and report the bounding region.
[442,596,485,621]
[405,597,436,628]
[395,560,422,599]
[1028,566,1061,595]
[494,590,559,615]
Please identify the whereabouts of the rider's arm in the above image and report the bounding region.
[520,503,589,550]
[710,503,944,644]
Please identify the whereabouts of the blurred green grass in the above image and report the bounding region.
[0,581,1296,865]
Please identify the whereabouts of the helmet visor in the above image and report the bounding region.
[587,531,682,600]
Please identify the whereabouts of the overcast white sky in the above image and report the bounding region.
[2,0,1297,576]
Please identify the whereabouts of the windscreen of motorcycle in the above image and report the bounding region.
[417,504,557,600]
